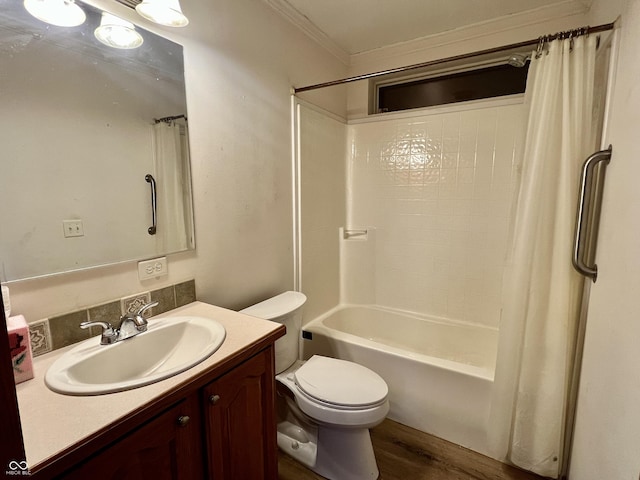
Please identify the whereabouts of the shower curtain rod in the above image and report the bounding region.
[293,21,615,93]
[154,114,187,124]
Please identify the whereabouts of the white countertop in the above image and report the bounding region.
[16,301,282,470]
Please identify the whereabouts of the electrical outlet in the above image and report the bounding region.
[138,257,168,281]
[63,219,84,238]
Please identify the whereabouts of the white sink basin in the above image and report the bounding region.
[45,316,226,396]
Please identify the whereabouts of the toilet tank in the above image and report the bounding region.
[240,291,307,374]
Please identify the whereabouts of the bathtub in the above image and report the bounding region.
[301,304,497,456]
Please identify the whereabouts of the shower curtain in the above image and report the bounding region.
[152,121,192,252]
[489,35,598,478]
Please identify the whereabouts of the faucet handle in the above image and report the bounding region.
[80,321,118,345]
[135,301,159,318]
[80,321,112,330]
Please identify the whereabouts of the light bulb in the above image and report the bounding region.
[23,0,86,27]
[94,13,144,49]
[136,0,189,28]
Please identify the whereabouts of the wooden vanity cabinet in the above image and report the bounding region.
[52,346,278,480]
[202,348,277,480]
[60,395,203,480]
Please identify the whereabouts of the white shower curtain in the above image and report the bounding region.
[489,35,598,478]
[152,121,191,252]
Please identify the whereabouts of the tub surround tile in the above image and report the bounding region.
[343,103,525,327]
[299,104,346,322]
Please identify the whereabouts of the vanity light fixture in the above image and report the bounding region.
[23,0,86,27]
[94,12,144,49]
[135,0,189,27]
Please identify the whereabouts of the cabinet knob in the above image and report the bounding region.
[177,415,190,427]
[209,394,220,405]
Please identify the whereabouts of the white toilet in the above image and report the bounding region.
[241,291,389,480]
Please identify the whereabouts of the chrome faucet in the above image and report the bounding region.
[80,301,159,345]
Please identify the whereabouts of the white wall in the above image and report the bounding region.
[343,99,525,327]
[569,0,640,478]
[7,0,347,321]
[180,0,346,310]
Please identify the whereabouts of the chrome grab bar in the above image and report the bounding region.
[145,174,157,235]
[572,145,612,282]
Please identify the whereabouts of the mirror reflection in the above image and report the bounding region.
[0,0,194,282]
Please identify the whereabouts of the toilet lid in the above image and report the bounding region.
[294,355,388,408]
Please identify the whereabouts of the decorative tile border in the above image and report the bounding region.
[29,319,52,356]
[30,280,196,357]
[121,292,152,317]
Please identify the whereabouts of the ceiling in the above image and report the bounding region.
[267,0,591,55]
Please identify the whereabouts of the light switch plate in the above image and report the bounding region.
[138,256,168,281]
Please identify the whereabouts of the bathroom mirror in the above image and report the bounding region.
[0,0,194,282]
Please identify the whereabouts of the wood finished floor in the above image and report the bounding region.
[278,419,546,480]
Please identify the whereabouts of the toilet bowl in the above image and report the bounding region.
[240,292,389,480]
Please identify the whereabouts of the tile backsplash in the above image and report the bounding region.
[28,280,195,356]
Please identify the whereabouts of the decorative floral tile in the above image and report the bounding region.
[120,292,151,317]
[29,319,52,357]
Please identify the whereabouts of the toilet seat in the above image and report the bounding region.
[294,355,388,408]
[277,357,390,427]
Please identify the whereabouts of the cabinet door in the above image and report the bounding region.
[203,347,277,480]
[60,395,202,480]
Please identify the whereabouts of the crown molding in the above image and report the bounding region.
[263,0,350,65]
[350,0,590,67]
